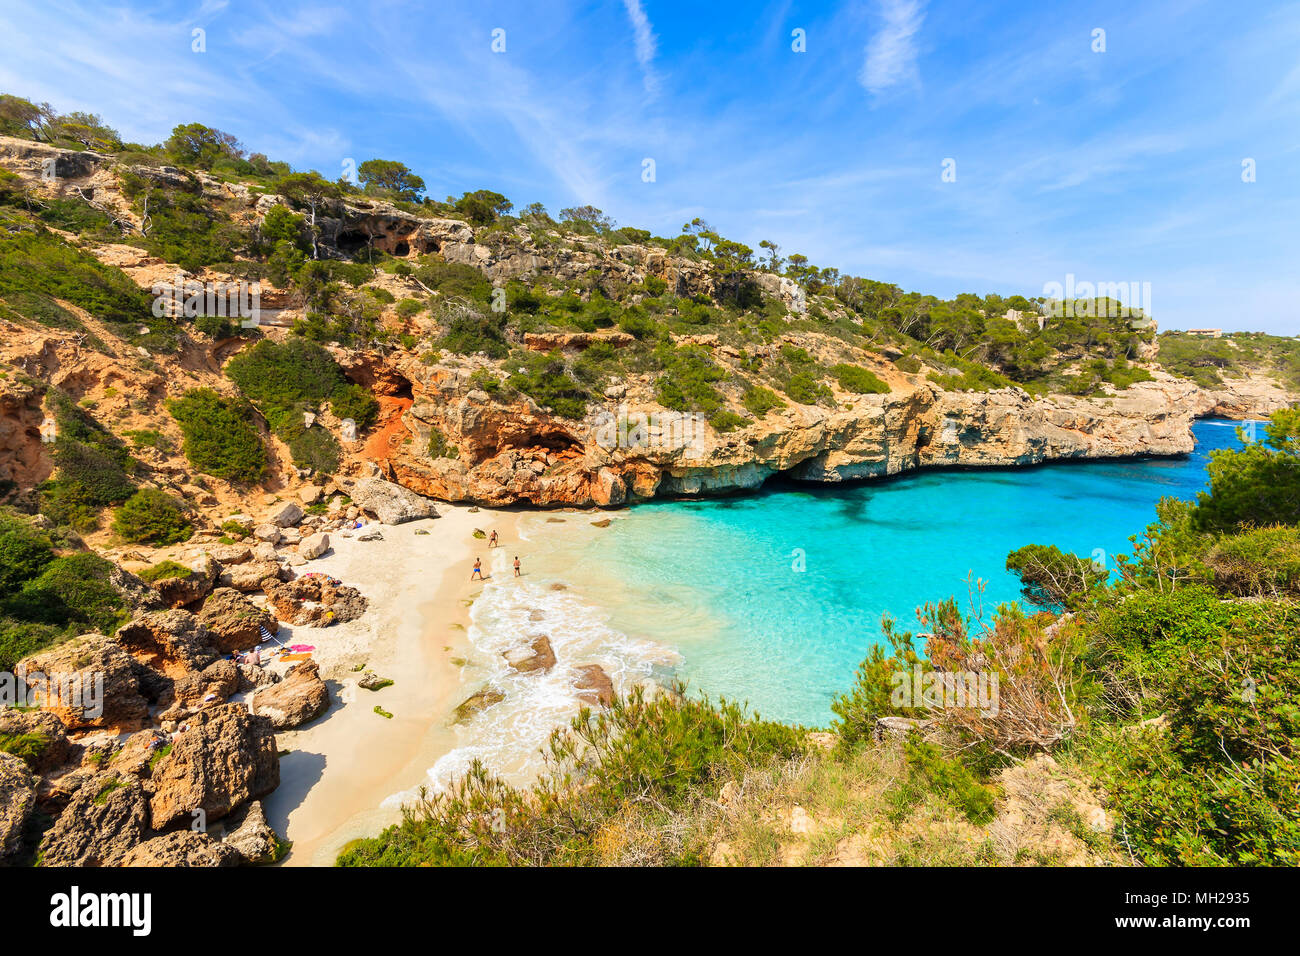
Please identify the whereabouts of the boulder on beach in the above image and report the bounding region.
[351,477,439,525]
[252,659,330,729]
[120,830,242,868]
[268,501,304,528]
[263,576,367,626]
[299,532,330,559]
[39,770,150,867]
[198,586,278,653]
[221,800,282,865]
[218,560,287,592]
[148,703,279,830]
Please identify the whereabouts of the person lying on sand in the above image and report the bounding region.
[471,558,484,580]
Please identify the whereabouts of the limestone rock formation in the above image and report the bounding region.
[218,559,288,592]
[197,586,278,653]
[350,476,439,524]
[39,771,149,866]
[153,554,220,609]
[251,659,330,729]
[20,634,149,732]
[0,753,35,864]
[263,575,367,626]
[148,704,279,829]
[157,658,240,723]
[115,609,218,676]
[220,800,281,865]
[120,830,243,867]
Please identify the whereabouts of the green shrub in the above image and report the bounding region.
[507,351,590,419]
[440,309,509,358]
[831,363,890,394]
[741,385,785,417]
[708,410,746,432]
[414,260,492,302]
[224,337,373,470]
[0,731,52,766]
[167,388,268,483]
[338,686,805,866]
[329,383,379,431]
[0,225,157,330]
[653,345,728,416]
[903,737,998,824]
[782,370,831,405]
[0,618,67,674]
[286,425,341,474]
[137,560,194,583]
[111,489,193,545]
[1089,613,1300,865]
[38,390,137,530]
[428,426,459,459]
[222,519,252,539]
[0,514,55,596]
[395,298,423,318]
[8,552,127,636]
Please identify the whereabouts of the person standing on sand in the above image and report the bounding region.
[513,556,521,577]
[471,558,484,580]
[489,530,498,548]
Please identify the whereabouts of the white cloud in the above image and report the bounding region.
[622,0,660,95]
[859,0,926,96]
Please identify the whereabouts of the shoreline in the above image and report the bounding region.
[262,503,520,867]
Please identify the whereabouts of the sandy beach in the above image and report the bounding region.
[261,502,520,867]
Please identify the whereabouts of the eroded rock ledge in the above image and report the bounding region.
[366,358,1290,508]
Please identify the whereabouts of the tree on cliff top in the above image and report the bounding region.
[357,159,425,202]
[165,123,245,169]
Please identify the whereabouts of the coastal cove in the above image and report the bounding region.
[510,418,1253,728]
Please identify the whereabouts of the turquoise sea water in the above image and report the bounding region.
[522,419,1252,728]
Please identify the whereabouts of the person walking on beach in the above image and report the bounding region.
[489,530,498,548]
[471,558,484,580]
[513,556,521,577]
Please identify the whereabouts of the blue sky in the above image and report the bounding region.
[1,0,1297,332]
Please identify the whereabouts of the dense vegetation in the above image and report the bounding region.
[0,510,128,672]
[223,338,377,473]
[166,389,268,483]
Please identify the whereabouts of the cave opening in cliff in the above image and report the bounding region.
[335,230,372,255]
[393,240,410,256]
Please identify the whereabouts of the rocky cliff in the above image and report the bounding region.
[364,350,1291,508]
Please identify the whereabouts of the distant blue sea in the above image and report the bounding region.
[523,418,1253,727]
